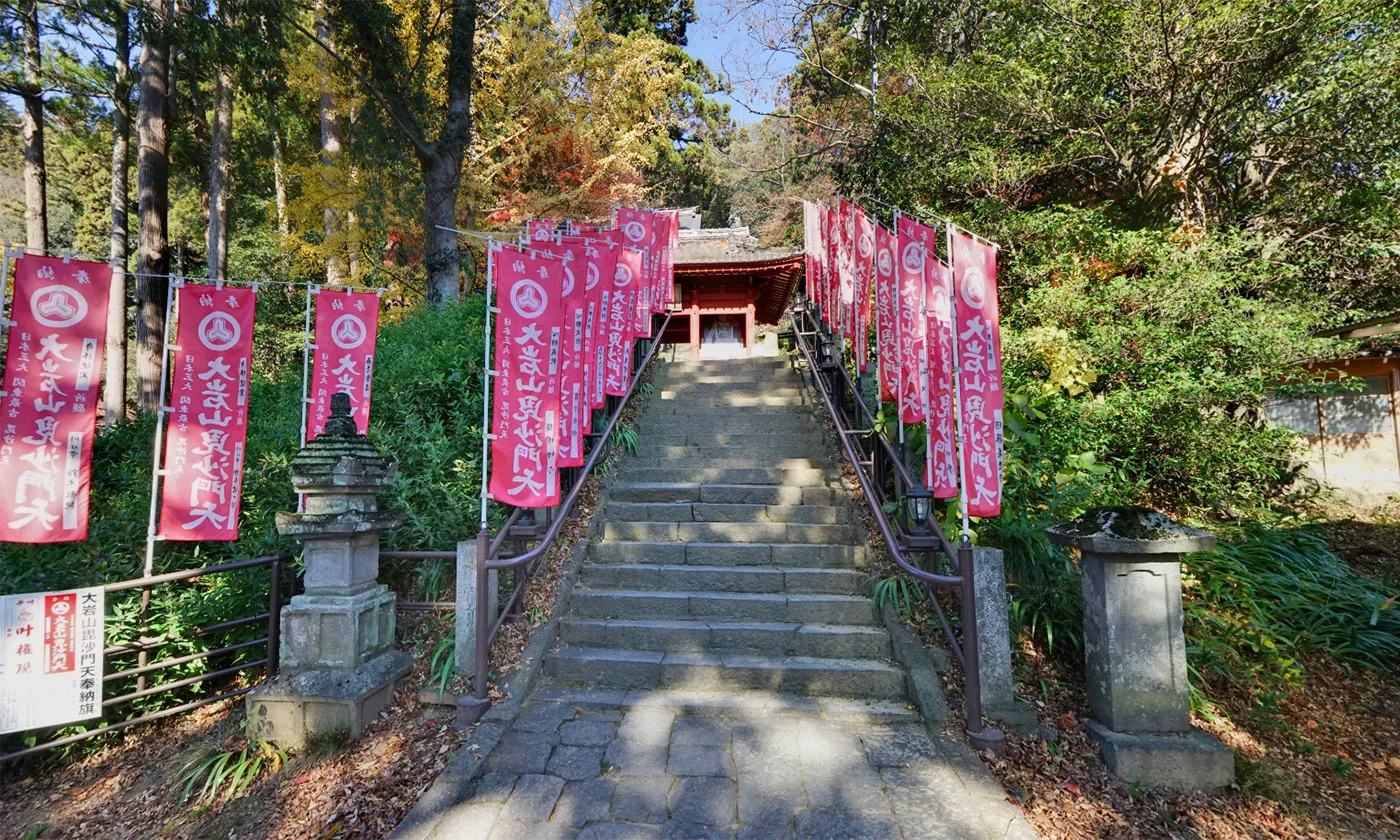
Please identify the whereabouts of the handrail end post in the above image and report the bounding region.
[958,540,1007,756]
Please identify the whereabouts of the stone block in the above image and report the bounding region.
[972,547,1016,709]
[455,538,498,677]
[280,584,397,670]
[1087,720,1234,792]
[245,649,411,748]
[301,532,382,594]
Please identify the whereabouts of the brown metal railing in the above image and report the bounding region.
[457,314,673,723]
[0,554,292,764]
[788,303,1005,753]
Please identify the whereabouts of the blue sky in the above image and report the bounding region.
[683,0,796,123]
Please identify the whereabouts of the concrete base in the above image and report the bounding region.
[246,649,412,748]
[282,584,397,670]
[1088,720,1234,792]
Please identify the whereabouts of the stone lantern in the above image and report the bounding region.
[1047,506,1234,791]
[247,394,412,747]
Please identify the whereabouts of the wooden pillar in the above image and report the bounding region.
[690,306,700,360]
[745,304,756,358]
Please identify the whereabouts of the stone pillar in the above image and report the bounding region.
[1047,507,1234,791]
[454,536,498,677]
[246,394,412,748]
[972,548,1016,709]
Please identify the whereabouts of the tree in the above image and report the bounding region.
[596,0,696,46]
[106,0,132,426]
[135,0,170,410]
[316,1,347,285]
[18,0,47,250]
[205,0,233,282]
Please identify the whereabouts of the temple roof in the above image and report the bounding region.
[674,225,803,325]
[675,226,802,265]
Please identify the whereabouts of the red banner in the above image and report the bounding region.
[951,229,1003,517]
[923,258,958,498]
[853,207,875,371]
[617,207,653,331]
[896,216,934,423]
[43,592,76,674]
[533,241,587,467]
[0,255,112,543]
[307,290,380,439]
[837,199,854,339]
[821,204,834,324]
[662,210,679,305]
[527,219,556,243]
[585,238,617,413]
[489,245,565,508]
[873,224,898,401]
[604,239,641,396]
[158,283,256,541]
[803,202,822,316]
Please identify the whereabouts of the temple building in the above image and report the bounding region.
[661,209,803,359]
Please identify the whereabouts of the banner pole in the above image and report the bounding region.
[946,224,971,541]
[297,283,316,513]
[478,245,496,531]
[893,211,904,447]
[143,273,178,577]
[0,245,14,395]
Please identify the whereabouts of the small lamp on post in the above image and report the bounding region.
[903,483,933,539]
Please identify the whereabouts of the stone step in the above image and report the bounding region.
[589,541,866,568]
[619,467,834,486]
[648,394,816,408]
[642,403,816,418]
[609,483,843,506]
[605,501,852,525]
[632,444,828,460]
[568,589,874,624]
[602,520,856,545]
[659,359,793,372]
[529,686,920,723]
[658,386,807,399]
[543,647,907,699]
[559,618,890,659]
[635,415,821,433]
[621,457,829,472]
[641,431,830,448]
[581,563,866,595]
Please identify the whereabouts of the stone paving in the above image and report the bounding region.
[418,688,1035,840]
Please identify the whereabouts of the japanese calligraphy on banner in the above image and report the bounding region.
[873,225,898,401]
[837,199,854,338]
[534,241,586,467]
[662,210,679,305]
[307,290,380,439]
[853,208,874,372]
[604,244,642,395]
[803,202,823,317]
[0,255,112,543]
[489,245,565,507]
[1,587,103,734]
[924,258,958,499]
[586,238,617,413]
[158,283,256,541]
[895,216,934,424]
[617,207,653,329]
[951,229,1003,517]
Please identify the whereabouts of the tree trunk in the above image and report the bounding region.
[421,149,461,305]
[105,1,131,429]
[20,0,47,252]
[136,0,171,412]
[206,35,233,282]
[317,1,348,285]
[270,102,289,236]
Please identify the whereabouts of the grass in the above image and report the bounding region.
[176,735,288,804]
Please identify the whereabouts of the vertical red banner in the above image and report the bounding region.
[837,199,854,339]
[605,238,641,395]
[43,592,76,674]
[924,258,958,498]
[158,283,257,541]
[873,224,898,401]
[803,202,821,315]
[853,207,875,372]
[0,255,112,543]
[527,219,555,242]
[534,241,586,467]
[586,238,618,412]
[617,207,653,333]
[307,290,380,439]
[951,229,1003,517]
[820,204,833,324]
[896,216,935,423]
[663,210,679,305]
[489,245,565,508]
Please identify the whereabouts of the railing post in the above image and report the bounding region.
[455,528,492,727]
[959,540,1006,754]
[267,557,282,678]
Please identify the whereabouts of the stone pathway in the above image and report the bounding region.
[419,688,1034,840]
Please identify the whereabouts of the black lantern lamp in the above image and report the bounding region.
[904,483,933,538]
[819,332,841,370]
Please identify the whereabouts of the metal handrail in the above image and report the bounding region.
[460,314,673,720]
[788,303,1004,752]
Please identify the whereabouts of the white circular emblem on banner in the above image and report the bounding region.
[510,278,548,318]
[623,221,645,243]
[198,311,242,351]
[960,267,987,310]
[877,248,892,277]
[331,314,368,350]
[30,285,88,328]
[562,265,575,295]
[902,242,925,274]
[858,233,873,259]
[49,599,71,616]
[614,262,633,287]
[533,228,551,242]
[585,262,600,290]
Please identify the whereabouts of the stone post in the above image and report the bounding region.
[454,536,498,677]
[972,547,1016,709]
[1047,507,1234,791]
[246,394,412,748]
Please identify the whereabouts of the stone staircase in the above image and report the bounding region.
[543,355,907,700]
